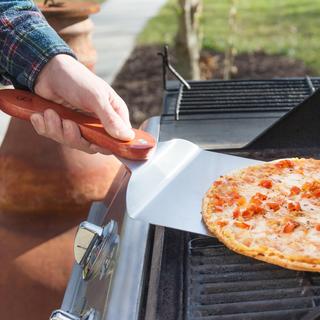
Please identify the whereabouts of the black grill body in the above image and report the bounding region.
[142,78,320,320]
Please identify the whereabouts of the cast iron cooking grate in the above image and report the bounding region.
[167,78,320,121]
[186,237,320,320]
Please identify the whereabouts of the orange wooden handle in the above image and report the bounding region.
[0,89,156,160]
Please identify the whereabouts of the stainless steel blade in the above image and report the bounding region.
[124,139,261,236]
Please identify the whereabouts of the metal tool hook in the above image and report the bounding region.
[158,45,191,91]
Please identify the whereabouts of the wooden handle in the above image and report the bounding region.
[0,89,156,160]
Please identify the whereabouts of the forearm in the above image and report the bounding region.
[0,0,75,91]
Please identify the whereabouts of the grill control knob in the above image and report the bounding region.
[74,220,119,280]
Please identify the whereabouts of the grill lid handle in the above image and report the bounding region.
[0,89,156,160]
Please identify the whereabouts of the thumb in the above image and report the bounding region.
[95,103,135,141]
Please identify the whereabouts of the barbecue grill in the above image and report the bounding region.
[50,50,320,320]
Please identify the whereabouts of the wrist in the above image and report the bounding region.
[34,54,76,96]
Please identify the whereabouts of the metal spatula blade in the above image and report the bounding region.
[125,139,261,236]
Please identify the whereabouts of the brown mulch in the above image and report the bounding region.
[112,45,314,127]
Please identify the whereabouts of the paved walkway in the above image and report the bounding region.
[92,0,166,83]
[0,0,166,145]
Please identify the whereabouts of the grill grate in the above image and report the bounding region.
[186,237,320,320]
[165,78,320,121]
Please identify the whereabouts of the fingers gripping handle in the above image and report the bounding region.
[0,89,155,160]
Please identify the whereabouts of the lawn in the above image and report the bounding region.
[138,0,320,73]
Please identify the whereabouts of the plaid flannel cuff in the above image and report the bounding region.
[23,43,76,92]
[0,8,76,91]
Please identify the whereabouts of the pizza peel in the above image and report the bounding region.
[0,89,260,236]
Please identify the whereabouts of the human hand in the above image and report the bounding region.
[32,54,134,154]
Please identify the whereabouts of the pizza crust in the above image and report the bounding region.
[202,158,320,272]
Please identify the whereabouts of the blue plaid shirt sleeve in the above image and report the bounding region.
[0,0,76,91]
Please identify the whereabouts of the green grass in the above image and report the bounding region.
[138,0,320,73]
[138,0,179,46]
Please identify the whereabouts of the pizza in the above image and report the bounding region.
[202,158,320,272]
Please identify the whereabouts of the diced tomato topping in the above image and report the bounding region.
[316,224,320,231]
[302,182,311,191]
[211,190,244,210]
[288,202,302,212]
[234,221,250,229]
[242,204,264,220]
[213,199,224,207]
[308,181,320,191]
[296,168,304,175]
[253,204,265,215]
[275,159,294,169]
[213,180,223,187]
[228,190,240,200]
[213,195,225,207]
[289,186,301,196]
[216,220,228,227]
[242,208,253,219]
[250,193,267,206]
[251,198,262,206]
[224,190,242,206]
[213,206,223,212]
[301,193,312,199]
[254,193,268,201]
[237,196,246,206]
[233,208,240,219]
[259,179,273,189]
[267,202,280,211]
[283,220,300,233]
[302,180,320,193]
[302,181,320,198]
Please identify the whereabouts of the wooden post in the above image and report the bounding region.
[175,0,202,80]
[223,0,238,80]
